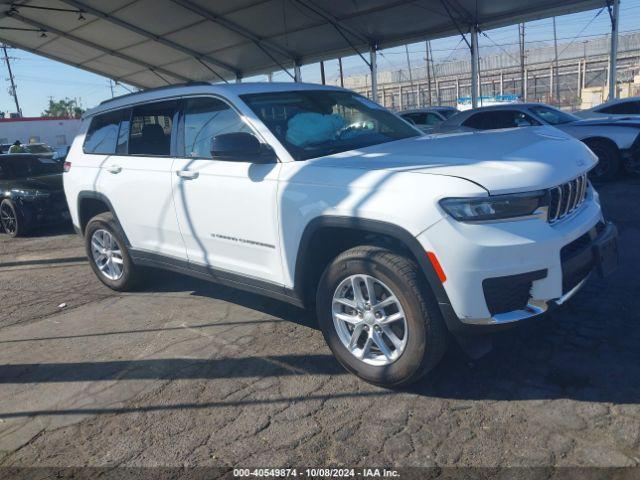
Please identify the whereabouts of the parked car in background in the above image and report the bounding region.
[435,103,640,181]
[0,154,70,237]
[575,97,640,119]
[53,145,71,162]
[23,143,57,160]
[63,83,618,387]
[399,107,459,133]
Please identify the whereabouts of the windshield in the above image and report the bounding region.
[241,90,420,161]
[26,144,53,154]
[438,109,459,119]
[529,105,579,125]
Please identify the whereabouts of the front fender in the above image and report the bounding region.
[561,125,639,149]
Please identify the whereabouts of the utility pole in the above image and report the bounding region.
[519,23,526,101]
[607,0,619,100]
[425,41,432,106]
[470,25,480,108]
[2,45,22,117]
[404,45,415,107]
[429,41,439,104]
[552,17,560,103]
[109,79,115,98]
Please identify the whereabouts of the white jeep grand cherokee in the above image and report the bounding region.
[63,82,619,387]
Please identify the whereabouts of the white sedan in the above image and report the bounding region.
[434,103,640,181]
[575,97,640,120]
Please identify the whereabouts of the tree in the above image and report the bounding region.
[41,98,84,118]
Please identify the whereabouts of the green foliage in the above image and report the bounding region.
[41,98,84,118]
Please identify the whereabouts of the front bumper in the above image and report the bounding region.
[417,192,618,330]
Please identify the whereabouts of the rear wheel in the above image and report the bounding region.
[316,245,448,387]
[585,139,621,182]
[85,212,144,291]
[0,199,24,237]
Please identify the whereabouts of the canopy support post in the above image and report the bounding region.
[471,24,479,108]
[370,45,378,102]
[294,63,302,82]
[607,0,619,100]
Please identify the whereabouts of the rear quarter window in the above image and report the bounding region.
[83,110,124,154]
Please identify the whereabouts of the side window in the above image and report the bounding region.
[129,101,177,156]
[183,97,251,158]
[83,111,122,154]
[512,111,539,127]
[403,113,426,125]
[462,112,489,129]
[462,111,538,130]
[424,112,443,126]
[600,101,640,115]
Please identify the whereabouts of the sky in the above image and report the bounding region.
[2,0,640,117]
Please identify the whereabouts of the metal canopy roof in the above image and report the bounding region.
[0,0,606,89]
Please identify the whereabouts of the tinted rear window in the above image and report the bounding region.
[84,110,124,154]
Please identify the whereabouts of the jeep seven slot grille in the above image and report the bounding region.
[548,174,588,224]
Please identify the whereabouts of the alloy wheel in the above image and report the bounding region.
[332,274,408,366]
[90,229,124,280]
[0,203,17,235]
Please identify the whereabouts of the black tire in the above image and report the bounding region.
[316,245,448,387]
[585,139,621,182]
[0,199,25,237]
[84,212,144,291]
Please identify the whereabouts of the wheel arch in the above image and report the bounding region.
[581,136,621,152]
[77,191,130,245]
[293,216,455,323]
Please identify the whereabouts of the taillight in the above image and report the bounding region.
[63,161,71,172]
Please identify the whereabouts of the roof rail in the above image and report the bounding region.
[98,81,212,106]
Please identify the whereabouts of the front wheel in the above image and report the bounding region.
[316,246,448,387]
[0,199,25,237]
[585,139,621,182]
[85,212,144,291]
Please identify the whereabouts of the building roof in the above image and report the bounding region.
[0,116,80,123]
[0,0,605,89]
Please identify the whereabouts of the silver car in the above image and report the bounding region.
[399,106,459,133]
[435,103,640,181]
[575,97,640,120]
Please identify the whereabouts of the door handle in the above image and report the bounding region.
[177,170,199,180]
[106,165,122,174]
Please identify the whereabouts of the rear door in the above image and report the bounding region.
[94,101,186,260]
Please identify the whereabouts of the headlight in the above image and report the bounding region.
[439,191,548,222]
[11,189,50,200]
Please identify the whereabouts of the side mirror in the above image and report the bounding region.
[211,132,276,164]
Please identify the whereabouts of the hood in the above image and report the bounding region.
[309,126,596,194]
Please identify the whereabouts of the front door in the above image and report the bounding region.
[171,96,283,284]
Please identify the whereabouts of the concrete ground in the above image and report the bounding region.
[0,179,639,470]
